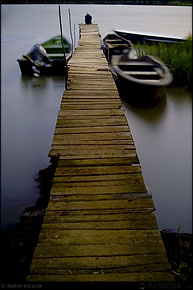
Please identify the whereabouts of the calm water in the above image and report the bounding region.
[1,5,192,233]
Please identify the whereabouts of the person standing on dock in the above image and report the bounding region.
[85,13,92,24]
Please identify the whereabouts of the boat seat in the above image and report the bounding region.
[106,40,125,44]
[108,44,128,49]
[119,61,155,66]
[47,53,66,58]
[124,71,159,75]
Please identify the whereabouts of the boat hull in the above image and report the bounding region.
[113,30,185,45]
[17,35,71,76]
[17,57,69,76]
[110,53,172,100]
[114,72,159,96]
[102,33,131,62]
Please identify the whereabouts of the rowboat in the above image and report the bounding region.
[17,35,72,76]
[111,52,173,92]
[102,33,132,62]
[113,29,185,45]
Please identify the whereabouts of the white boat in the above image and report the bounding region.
[113,29,185,45]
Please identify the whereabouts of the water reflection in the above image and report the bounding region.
[119,85,167,124]
[20,75,66,89]
[166,87,192,104]
[2,73,66,231]
[21,75,48,88]
[120,84,192,233]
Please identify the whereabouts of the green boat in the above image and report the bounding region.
[17,35,72,76]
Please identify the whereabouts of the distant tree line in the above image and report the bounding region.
[1,0,192,5]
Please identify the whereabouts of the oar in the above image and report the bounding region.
[58,4,68,82]
[68,9,74,53]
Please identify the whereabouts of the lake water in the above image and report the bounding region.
[1,4,192,233]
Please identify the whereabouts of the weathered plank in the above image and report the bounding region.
[41,220,157,230]
[54,126,129,134]
[52,175,145,186]
[56,118,128,128]
[49,149,137,159]
[46,197,154,211]
[50,183,147,195]
[43,211,156,223]
[56,157,140,166]
[30,255,169,274]
[27,272,175,282]
[54,165,141,176]
[58,109,125,117]
[53,132,132,140]
[32,241,165,258]
[60,104,122,110]
[51,144,135,151]
[37,229,162,246]
[49,192,150,200]
[51,140,133,146]
[53,173,140,182]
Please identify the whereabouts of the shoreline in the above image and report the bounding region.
[1,1,192,5]
[1,161,192,283]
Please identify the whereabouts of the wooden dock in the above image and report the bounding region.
[27,24,174,282]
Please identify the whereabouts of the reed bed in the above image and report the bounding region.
[135,37,192,90]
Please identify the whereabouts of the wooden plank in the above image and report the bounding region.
[58,109,125,116]
[67,84,117,90]
[49,150,137,159]
[50,184,147,195]
[61,100,122,104]
[67,86,118,90]
[52,143,134,150]
[68,79,115,84]
[51,182,147,195]
[27,272,175,282]
[46,197,154,211]
[62,95,120,99]
[50,145,135,151]
[56,118,128,128]
[64,88,119,93]
[48,193,152,203]
[60,104,121,110]
[37,229,162,246]
[43,212,157,223]
[54,165,141,176]
[57,114,126,120]
[45,208,153,217]
[51,140,133,146]
[57,153,138,160]
[52,174,145,186]
[56,157,140,166]
[49,149,137,159]
[53,173,140,183]
[53,132,132,140]
[28,262,170,274]
[54,126,129,134]
[51,142,132,149]
[32,240,166,258]
[41,219,157,230]
[30,254,169,273]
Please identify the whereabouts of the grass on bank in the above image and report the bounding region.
[168,1,192,5]
[135,37,192,90]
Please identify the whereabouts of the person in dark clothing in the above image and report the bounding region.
[85,13,92,24]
